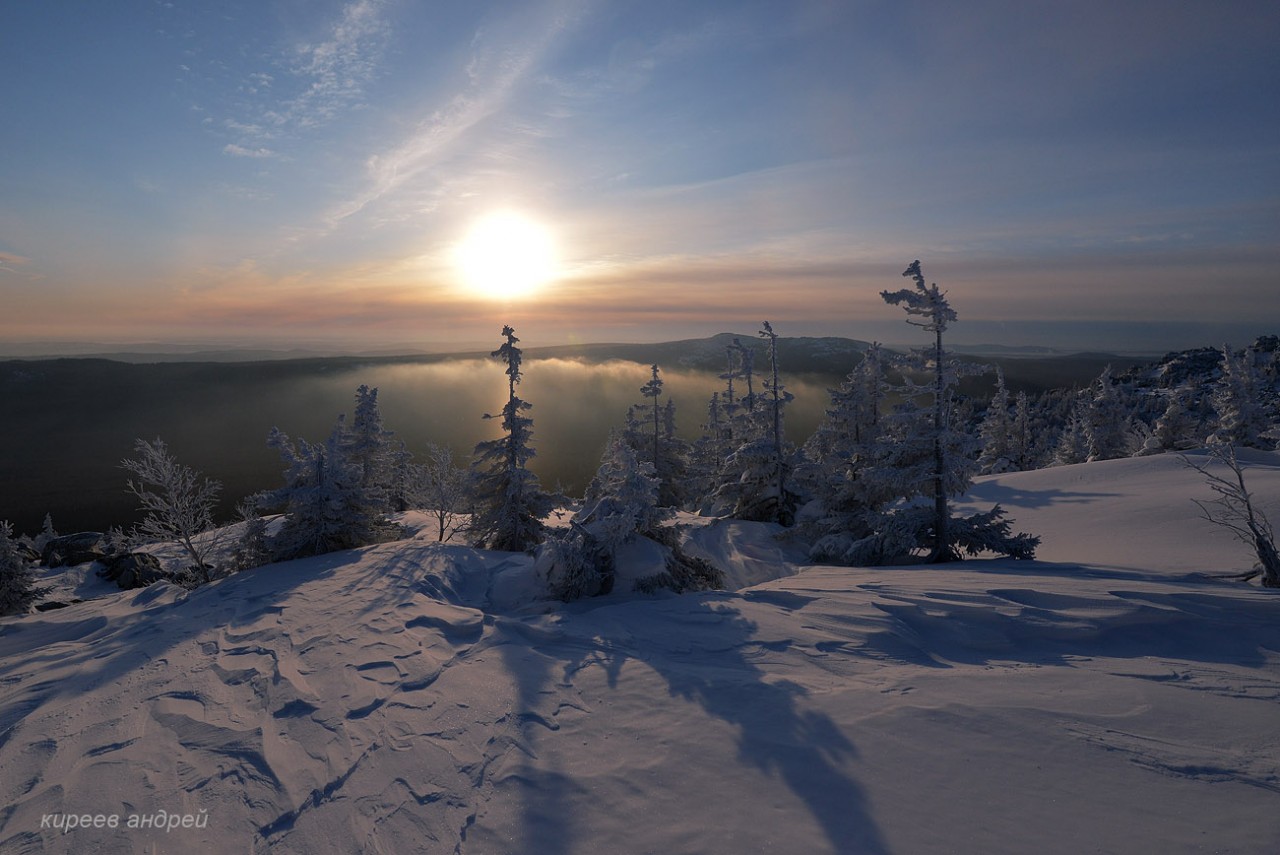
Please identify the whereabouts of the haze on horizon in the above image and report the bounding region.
[2,1,1278,354]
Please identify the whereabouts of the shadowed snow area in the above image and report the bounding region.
[2,452,1279,853]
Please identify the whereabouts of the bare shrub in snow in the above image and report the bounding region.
[412,443,470,543]
[1182,445,1280,588]
[121,437,222,585]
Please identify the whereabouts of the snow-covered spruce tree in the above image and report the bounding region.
[797,343,889,553]
[880,261,962,561]
[33,513,58,553]
[467,325,552,552]
[1,521,48,616]
[1138,385,1200,456]
[688,392,728,509]
[386,440,417,513]
[1051,397,1090,466]
[727,336,759,419]
[853,260,1038,564]
[264,418,388,561]
[714,322,798,524]
[229,496,272,572]
[977,367,1014,475]
[1211,344,1273,449]
[1082,366,1133,461]
[804,342,886,467]
[121,437,222,585]
[1182,444,1280,588]
[343,385,397,513]
[640,365,663,472]
[1010,390,1034,470]
[545,432,667,600]
[544,431,720,600]
[623,365,692,508]
[717,344,742,444]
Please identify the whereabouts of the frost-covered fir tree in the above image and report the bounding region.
[1082,366,1132,461]
[977,367,1014,475]
[1211,344,1272,448]
[1051,398,1090,466]
[804,342,886,467]
[468,326,552,552]
[713,322,798,524]
[688,392,728,508]
[623,365,692,508]
[880,261,963,562]
[543,432,664,600]
[797,343,888,551]
[732,337,747,417]
[230,497,272,572]
[1010,391,1034,470]
[33,513,58,553]
[1138,385,1200,456]
[640,365,663,471]
[543,430,720,600]
[265,418,388,560]
[659,398,694,506]
[816,260,1039,565]
[343,385,396,512]
[1,521,47,616]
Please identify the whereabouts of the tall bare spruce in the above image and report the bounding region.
[882,261,959,562]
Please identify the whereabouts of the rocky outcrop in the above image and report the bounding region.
[97,552,168,589]
[42,532,106,568]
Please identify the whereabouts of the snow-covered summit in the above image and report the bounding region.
[2,453,1278,853]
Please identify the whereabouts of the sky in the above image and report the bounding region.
[2,0,1278,353]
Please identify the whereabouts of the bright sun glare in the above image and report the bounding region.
[453,211,558,300]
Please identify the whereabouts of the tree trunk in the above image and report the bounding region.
[1251,524,1280,588]
[929,325,952,562]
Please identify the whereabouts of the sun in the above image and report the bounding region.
[453,210,558,300]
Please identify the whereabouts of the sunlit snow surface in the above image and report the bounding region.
[2,451,1279,853]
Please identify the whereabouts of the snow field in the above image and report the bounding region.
[0,452,1278,853]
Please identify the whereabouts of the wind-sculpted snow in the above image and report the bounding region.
[1,455,1279,853]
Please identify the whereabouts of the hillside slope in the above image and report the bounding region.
[1,452,1278,853]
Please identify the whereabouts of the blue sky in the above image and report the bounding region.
[2,0,1278,352]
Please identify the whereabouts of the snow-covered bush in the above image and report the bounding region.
[264,419,392,561]
[1,521,47,616]
[813,504,1039,566]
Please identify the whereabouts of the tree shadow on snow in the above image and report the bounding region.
[959,483,1121,510]
[489,593,890,854]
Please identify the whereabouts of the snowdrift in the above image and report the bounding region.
[1,452,1278,853]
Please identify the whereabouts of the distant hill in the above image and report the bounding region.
[0,334,1228,535]
[524,333,872,376]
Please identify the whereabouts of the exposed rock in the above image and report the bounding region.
[34,599,82,612]
[98,552,168,589]
[42,532,106,568]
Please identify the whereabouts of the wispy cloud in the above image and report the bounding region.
[326,0,580,225]
[280,0,390,129]
[222,143,276,158]
[0,250,34,280]
[218,0,390,155]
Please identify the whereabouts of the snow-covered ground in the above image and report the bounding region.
[2,451,1279,853]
